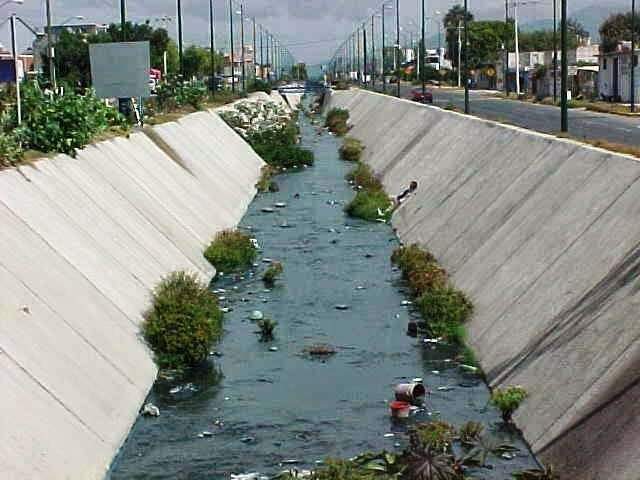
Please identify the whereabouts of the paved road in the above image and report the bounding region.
[373,83,640,147]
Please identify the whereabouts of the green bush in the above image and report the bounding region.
[142,271,223,368]
[204,230,257,274]
[412,421,456,452]
[263,261,283,285]
[417,285,473,344]
[490,386,528,422]
[340,137,364,161]
[248,118,315,168]
[346,163,384,191]
[257,318,277,341]
[16,82,128,156]
[0,132,23,168]
[248,79,272,94]
[391,245,448,296]
[177,83,207,110]
[325,107,350,135]
[345,190,392,222]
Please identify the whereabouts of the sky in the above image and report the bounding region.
[0,0,628,65]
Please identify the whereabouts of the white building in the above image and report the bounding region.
[598,41,639,102]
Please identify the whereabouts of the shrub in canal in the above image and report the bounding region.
[346,163,383,191]
[262,261,283,286]
[490,386,528,423]
[204,230,257,275]
[256,165,279,193]
[257,318,277,341]
[345,190,393,222]
[391,245,448,296]
[339,137,364,162]
[142,271,223,369]
[248,118,315,168]
[412,421,456,453]
[325,107,350,135]
[416,285,473,345]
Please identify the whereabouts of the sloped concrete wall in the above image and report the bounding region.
[327,89,640,479]
[0,107,263,479]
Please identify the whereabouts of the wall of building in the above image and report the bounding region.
[0,101,265,479]
[327,89,640,480]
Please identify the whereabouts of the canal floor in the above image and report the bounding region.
[109,99,538,479]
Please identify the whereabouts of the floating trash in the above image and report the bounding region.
[335,304,350,310]
[249,311,264,321]
[142,403,160,417]
[261,207,275,213]
[274,202,287,208]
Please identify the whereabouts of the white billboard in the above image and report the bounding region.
[89,41,151,98]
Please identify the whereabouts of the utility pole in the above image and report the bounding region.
[229,0,235,93]
[382,3,386,91]
[464,0,469,113]
[421,0,425,96]
[363,23,368,87]
[553,0,557,102]
[177,0,184,78]
[240,3,245,91]
[560,0,568,131]
[632,0,636,112]
[396,0,400,97]
[118,0,128,115]
[46,0,56,89]
[10,14,20,125]
[209,0,216,93]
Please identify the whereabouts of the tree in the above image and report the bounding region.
[444,4,474,69]
[291,63,308,80]
[600,12,640,53]
[183,45,210,79]
[467,20,514,67]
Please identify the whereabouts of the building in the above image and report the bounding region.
[0,44,34,84]
[598,41,639,102]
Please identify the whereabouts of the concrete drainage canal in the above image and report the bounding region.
[108,97,539,479]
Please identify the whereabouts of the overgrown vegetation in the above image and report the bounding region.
[256,165,280,193]
[340,137,364,161]
[142,271,223,369]
[257,318,277,341]
[204,230,257,275]
[412,421,456,453]
[248,79,272,94]
[263,261,284,286]
[325,107,350,135]
[458,421,484,445]
[392,244,473,346]
[490,386,528,423]
[344,159,392,222]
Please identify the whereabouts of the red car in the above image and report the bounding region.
[410,88,433,104]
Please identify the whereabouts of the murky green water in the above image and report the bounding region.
[109,98,538,480]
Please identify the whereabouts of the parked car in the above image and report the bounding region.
[410,88,433,104]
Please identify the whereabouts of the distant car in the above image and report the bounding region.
[411,88,433,104]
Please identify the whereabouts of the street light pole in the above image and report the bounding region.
[253,17,257,84]
[10,13,20,124]
[177,0,183,78]
[421,0,425,96]
[560,0,568,131]
[46,0,56,89]
[357,26,361,83]
[504,0,509,95]
[464,0,469,113]
[363,22,368,88]
[396,0,400,97]
[209,0,216,93]
[260,24,264,80]
[229,0,235,93]
[553,0,557,102]
[514,0,521,95]
[240,3,245,91]
[632,0,636,113]
[371,15,376,89]
[382,3,386,91]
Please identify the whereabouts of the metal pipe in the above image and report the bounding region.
[396,0,400,97]
[209,0,216,93]
[240,2,245,91]
[10,13,20,124]
[229,0,235,92]
[632,0,636,112]
[560,0,568,131]
[177,0,183,78]
[464,0,469,113]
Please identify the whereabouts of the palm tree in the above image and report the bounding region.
[443,5,474,69]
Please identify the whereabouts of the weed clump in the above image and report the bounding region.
[417,286,473,344]
[346,163,384,191]
[412,421,456,453]
[325,107,350,135]
[257,318,277,341]
[263,261,284,286]
[345,190,393,222]
[392,245,448,296]
[458,421,484,445]
[256,165,279,193]
[490,386,528,423]
[142,271,223,369]
[204,230,257,274]
[339,137,364,161]
[249,118,315,168]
